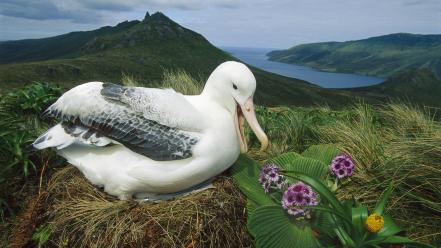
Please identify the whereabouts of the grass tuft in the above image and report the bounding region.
[161,69,203,95]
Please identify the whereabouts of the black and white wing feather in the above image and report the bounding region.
[43,82,205,161]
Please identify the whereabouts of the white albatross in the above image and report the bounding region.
[32,61,268,200]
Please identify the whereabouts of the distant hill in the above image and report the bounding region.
[0,20,140,64]
[267,33,441,78]
[0,12,355,107]
[350,69,441,107]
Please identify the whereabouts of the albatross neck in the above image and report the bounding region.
[200,75,236,114]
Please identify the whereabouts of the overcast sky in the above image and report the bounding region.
[0,0,440,48]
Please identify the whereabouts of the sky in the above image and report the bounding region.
[0,0,440,48]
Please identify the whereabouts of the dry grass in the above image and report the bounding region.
[161,69,203,95]
[8,192,46,248]
[121,70,204,96]
[121,73,143,87]
[31,167,251,248]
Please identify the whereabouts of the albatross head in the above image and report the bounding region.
[202,61,269,153]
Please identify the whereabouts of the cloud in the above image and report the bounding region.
[79,0,134,12]
[0,0,242,24]
[0,0,439,47]
[141,0,242,10]
[0,0,102,23]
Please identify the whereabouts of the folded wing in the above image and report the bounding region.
[43,82,204,161]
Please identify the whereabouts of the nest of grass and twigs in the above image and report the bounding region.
[12,166,252,248]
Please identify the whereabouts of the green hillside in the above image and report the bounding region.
[0,12,355,107]
[0,20,139,64]
[350,69,441,107]
[267,33,441,78]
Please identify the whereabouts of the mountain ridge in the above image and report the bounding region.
[267,33,441,78]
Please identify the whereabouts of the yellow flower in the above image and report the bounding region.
[365,213,384,233]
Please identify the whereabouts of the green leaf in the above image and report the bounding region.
[230,155,275,208]
[312,210,336,234]
[270,152,328,180]
[268,152,301,168]
[246,199,258,217]
[351,206,368,239]
[286,157,329,181]
[374,183,394,215]
[248,206,321,248]
[301,144,340,165]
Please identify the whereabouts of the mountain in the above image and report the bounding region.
[267,33,441,78]
[0,12,231,89]
[350,69,441,107]
[0,11,355,107]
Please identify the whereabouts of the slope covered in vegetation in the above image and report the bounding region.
[350,69,441,107]
[268,33,441,78]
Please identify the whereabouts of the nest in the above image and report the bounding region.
[13,166,252,248]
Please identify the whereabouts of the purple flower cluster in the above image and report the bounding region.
[282,182,318,217]
[330,154,355,179]
[259,163,286,193]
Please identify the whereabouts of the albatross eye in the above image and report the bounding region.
[233,83,238,90]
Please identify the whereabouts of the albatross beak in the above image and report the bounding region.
[235,97,269,153]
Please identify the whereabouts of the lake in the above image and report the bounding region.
[222,47,385,88]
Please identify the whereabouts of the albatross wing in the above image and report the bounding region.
[34,82,205,161]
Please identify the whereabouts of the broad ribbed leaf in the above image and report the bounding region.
[269,152,328,180]
[286,157,328,180]
[248,206,321,248]
[230,155,275,207]
[301,144,340,165]
[268,152,301,168]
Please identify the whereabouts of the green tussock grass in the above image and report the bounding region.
[161,69,203,95]
[316,103,441,244]
[121,69,204,95]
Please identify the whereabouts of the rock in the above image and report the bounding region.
[143,11,150,22]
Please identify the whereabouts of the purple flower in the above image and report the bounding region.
[282,182,318,217]
[259,163,286,193]
[330,154,355,179]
